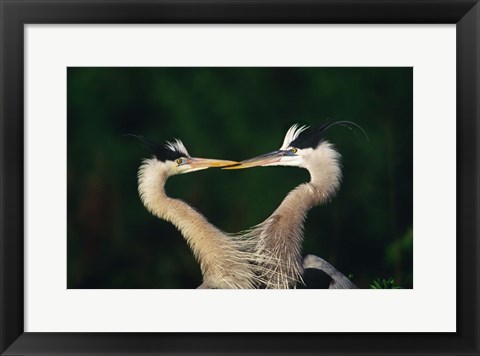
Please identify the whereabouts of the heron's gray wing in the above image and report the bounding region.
[302,254,358,289]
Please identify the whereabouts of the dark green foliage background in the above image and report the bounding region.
[67,67,413,289]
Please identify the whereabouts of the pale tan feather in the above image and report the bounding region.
[138,158,273,289]
[240,142,342,289]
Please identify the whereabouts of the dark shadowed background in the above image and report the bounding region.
[67,67,413,289]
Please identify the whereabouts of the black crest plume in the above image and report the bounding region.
[124,134,187,162]
[289,120,367,149]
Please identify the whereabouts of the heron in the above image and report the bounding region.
[225,122,360,289]
[135,136,273,289]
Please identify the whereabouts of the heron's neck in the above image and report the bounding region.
[137,159,229,277]
[306,143,342,205]
[250,145,342,288]
[274,145,342,220]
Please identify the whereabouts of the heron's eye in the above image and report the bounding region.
[176,158,183,165]
[290,148,298,154]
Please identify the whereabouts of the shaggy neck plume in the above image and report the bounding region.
[257,143,342,288]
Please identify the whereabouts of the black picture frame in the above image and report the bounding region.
[1,1,478,355]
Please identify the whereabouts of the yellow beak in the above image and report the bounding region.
[187,157,239,169]
[223,151,284,170]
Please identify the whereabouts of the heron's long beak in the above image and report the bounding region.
[187,157,239,169]
[223,150,285,170]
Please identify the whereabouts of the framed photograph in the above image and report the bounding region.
[1,1,478,355]
[65,66,413,291]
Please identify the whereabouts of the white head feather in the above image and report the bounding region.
[164,138,190,157]
[279,124,309,150]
